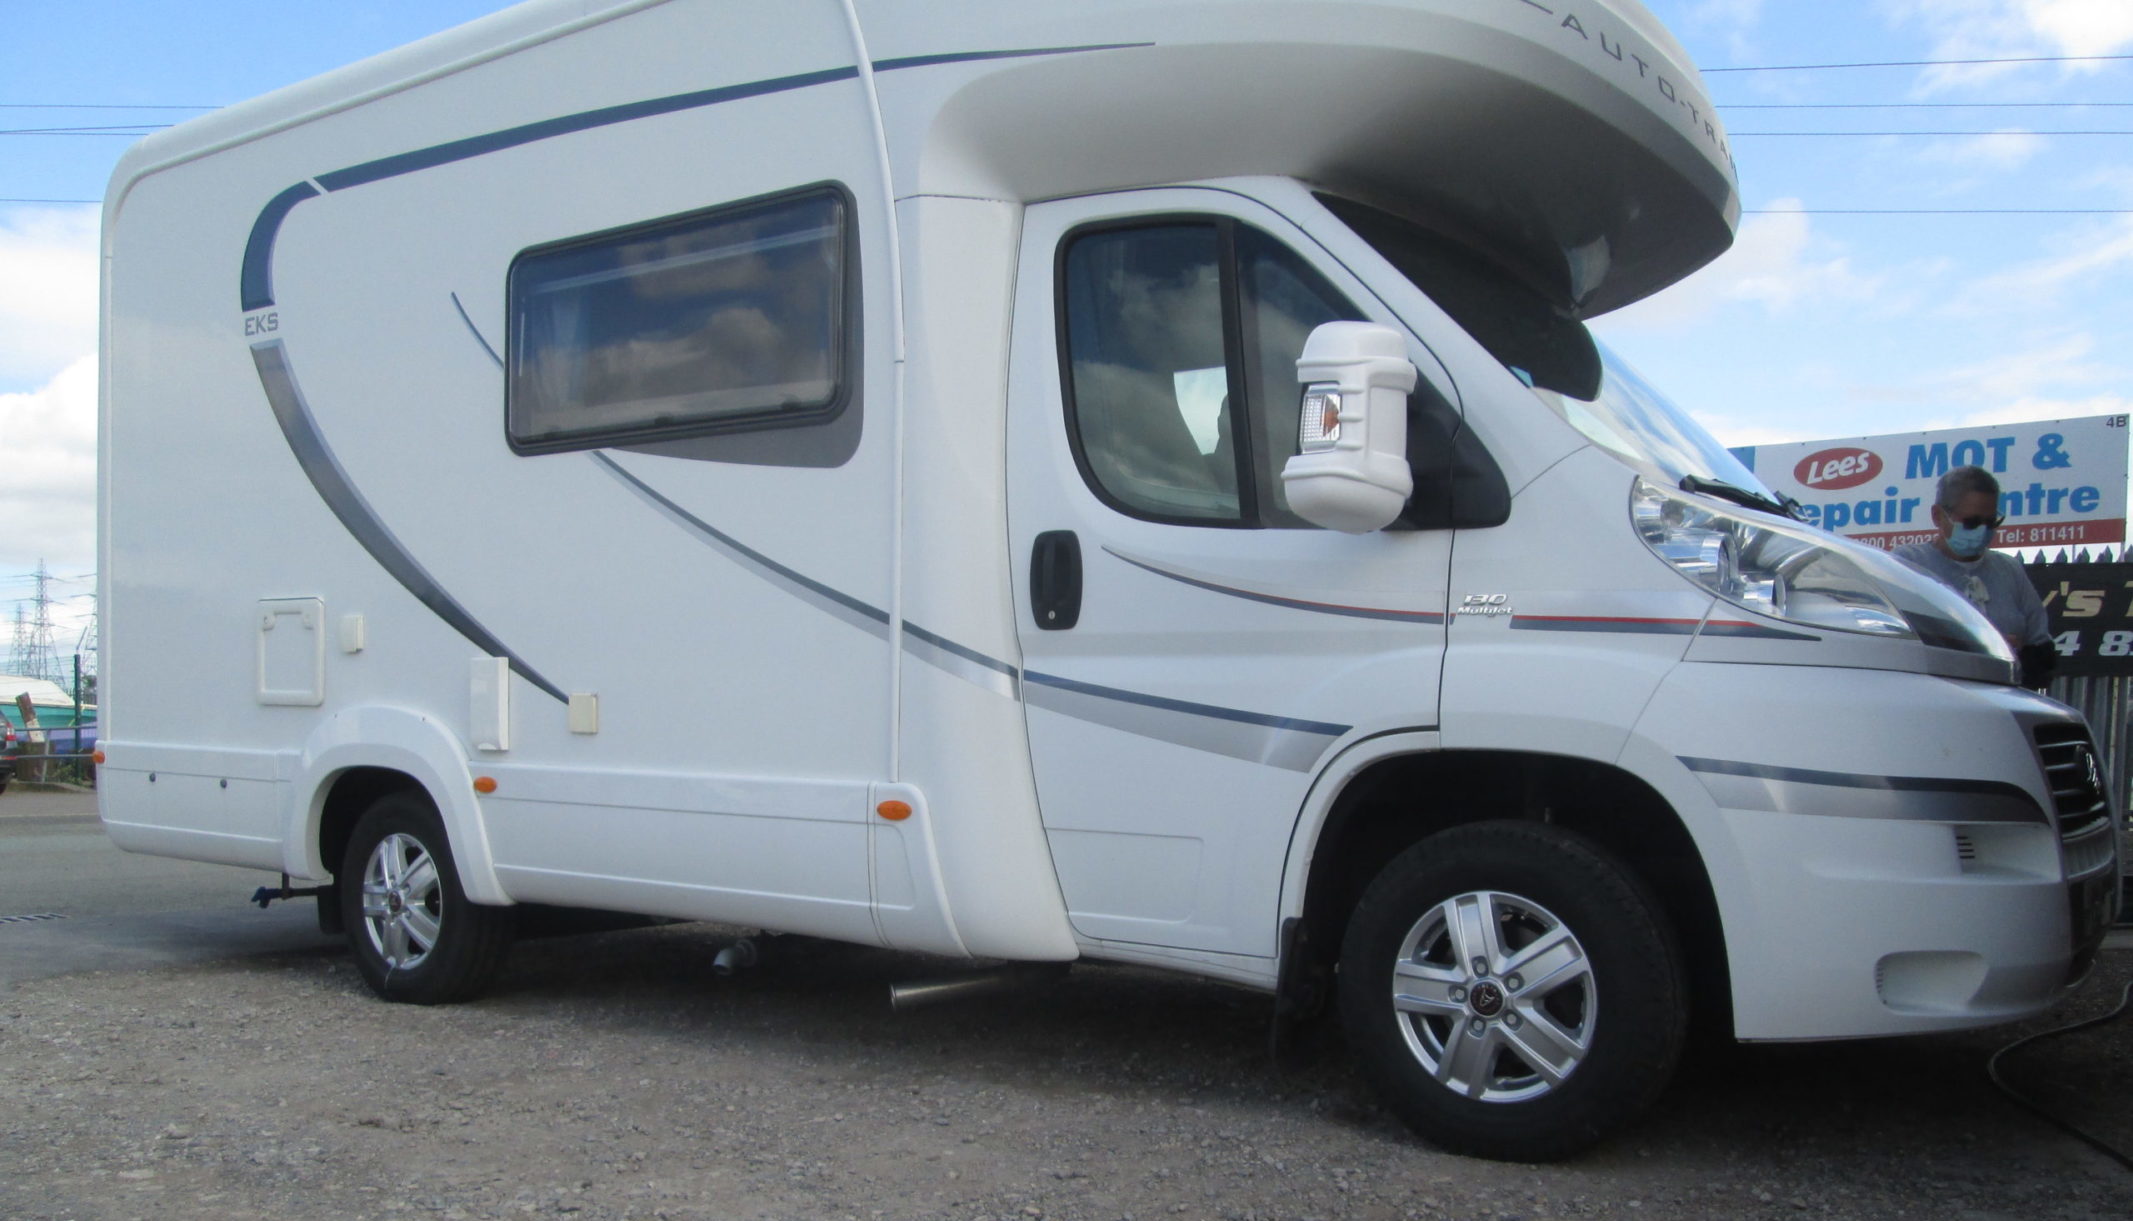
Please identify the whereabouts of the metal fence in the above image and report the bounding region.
[4,741,96,787]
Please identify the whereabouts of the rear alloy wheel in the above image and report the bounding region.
[1340,821,1685,1161]
[339,791,513,1004]
[362,831,446,971]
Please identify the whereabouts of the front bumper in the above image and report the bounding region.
[1630,665,2118,1041]
[1717,810,2113,1039]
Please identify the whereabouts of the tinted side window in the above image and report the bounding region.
[1061,225,1242,523]
[508,187,851,454]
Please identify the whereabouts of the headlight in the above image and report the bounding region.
[1631,478,2011,661]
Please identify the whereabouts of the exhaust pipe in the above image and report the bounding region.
[888,963,1069,1010]
[711,937,759,977]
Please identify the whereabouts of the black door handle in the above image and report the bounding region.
[1030,530,1082,631]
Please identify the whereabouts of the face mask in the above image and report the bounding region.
[1947,521,1991,558]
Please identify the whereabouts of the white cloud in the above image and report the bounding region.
[1950,214,2133,310]
[0,205,99,390]
[1602,201,1882,329]
[1685,412,1824,447]
[0,355,98,579]
[2075,164,2133,200]
[2024,0,2133,55]
[1916,129,2046,171]
[1941,332,2115,401]
[1886,332,2133,428]
[1881,0,2133,90]
[1815,330,2130,435]
[1692,0,1764,22]
[1952,392,2133,426]
[1688,0,1765,57]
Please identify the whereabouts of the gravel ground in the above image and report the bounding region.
[2,917,2129,1221]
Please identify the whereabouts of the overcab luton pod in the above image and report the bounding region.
[100,0,2117,1160]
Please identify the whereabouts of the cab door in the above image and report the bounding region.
[1006,189,1454,958]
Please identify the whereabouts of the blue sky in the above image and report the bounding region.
[4,0,2132,646]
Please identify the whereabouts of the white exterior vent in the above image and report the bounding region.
[255,598,325,706]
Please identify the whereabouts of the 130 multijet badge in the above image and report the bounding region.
[1456,593,1514,617]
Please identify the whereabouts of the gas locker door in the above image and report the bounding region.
[1006,189,1452,958]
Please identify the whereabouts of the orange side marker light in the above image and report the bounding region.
[876,800,912,821]
[473,776,498,794]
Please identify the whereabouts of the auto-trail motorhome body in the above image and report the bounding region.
[101,0,2120,1159]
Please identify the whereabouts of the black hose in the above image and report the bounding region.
[1984,978,2133,1173]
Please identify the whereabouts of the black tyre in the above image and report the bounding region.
[338,790,514,1004]
[1339,820,1685,1162]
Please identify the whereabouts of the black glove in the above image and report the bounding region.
[2016,641,2058,691]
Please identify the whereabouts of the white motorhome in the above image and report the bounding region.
[100,0,2119,1160]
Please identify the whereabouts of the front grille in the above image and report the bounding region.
[2033,723,2113,848]
[2063,827,2116,877]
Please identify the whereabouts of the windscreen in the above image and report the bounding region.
[1548,347,1770,495]
[1322,194,1771,497]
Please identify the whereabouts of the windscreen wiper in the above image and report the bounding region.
[1679,474,1805,521]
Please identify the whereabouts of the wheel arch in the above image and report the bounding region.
[317,766,428,885]
[1280,738,1730,1034]
[282,706,508,903]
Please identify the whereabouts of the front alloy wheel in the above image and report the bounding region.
[1391,889,1594,1103]
[1341,821,1684,1162]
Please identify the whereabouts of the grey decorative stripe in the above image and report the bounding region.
[451,291,503,368]
[580,459,1358,763]
[1511,616,1701,635]
[873,43,1151,72]
[582,456,1355,766]
[240,181,319,312]
[316,67,861,193]
[589,452,892,640]
[591,452,1016,700]
[237,43,1147,310]
[250,340,568,703]
[901,622,1020,699]
[1106,549,1445,624]
[1680,755,2045,824]
[1025,672,1349,736]
[1024,672,1347,773]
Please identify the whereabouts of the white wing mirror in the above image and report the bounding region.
[1279,321,1417,533]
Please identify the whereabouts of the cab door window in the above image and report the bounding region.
[1059,218,1364,527]
[1060,224,1241,523]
